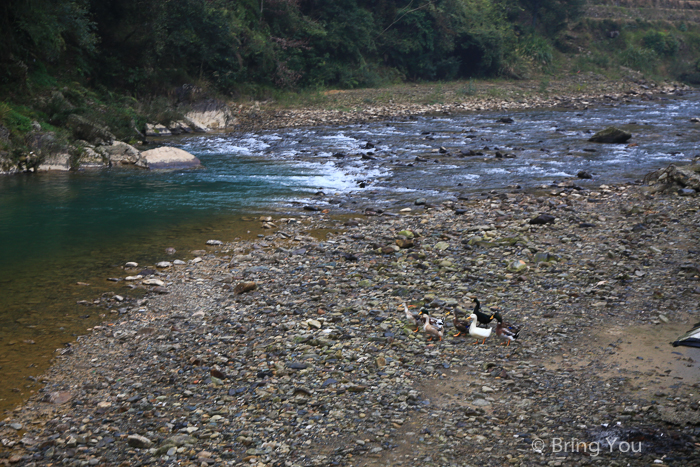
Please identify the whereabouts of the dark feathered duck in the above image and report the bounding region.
[495,321,521,346]
[471,297,498,328]
[452,310,470,337]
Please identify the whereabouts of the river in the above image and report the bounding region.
[0,93,698,412]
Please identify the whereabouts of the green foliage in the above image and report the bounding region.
[0,0,96,70]
[0,103,11,125]
[574,52,611,73]
[642,30,679,57]
[520,35,554,70]
[618,46,657,72]
[4,107,33,136]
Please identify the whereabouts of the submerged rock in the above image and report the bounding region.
[588,126,631,144]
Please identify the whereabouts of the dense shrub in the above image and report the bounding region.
[643,30,679,56]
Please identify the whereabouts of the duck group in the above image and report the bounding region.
[402,297,521,346]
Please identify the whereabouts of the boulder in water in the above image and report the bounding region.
[141,146,201,170]
[588,127,631,144]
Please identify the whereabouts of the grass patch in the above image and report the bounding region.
[456,79,477,97]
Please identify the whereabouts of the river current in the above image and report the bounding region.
[0,93,698,411]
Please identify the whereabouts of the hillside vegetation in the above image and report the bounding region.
[0,0,699,171]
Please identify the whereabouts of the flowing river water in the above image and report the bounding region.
[1,93,699,412]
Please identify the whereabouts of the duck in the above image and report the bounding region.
[495,320,521,346]
[466,313,492,345]
[471,297,498,328]
[420,309,444,331]
[452,310,470,337]
[401,303,422,332]
[422,314,444,342]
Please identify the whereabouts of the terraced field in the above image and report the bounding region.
[588,0,700,23]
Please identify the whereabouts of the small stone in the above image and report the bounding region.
[396,238,414,248]
[533,252,559,263]
[415,198,426,205]
[529,214,556,225]
[233,281,257,294]
[376,356,387,368]
[287,362,309,370]
[127,434,153,449]
[10,423,22,430]
[125,262,138,268]
[143,279,165,286]
[206,240,223,245]
[156,261,172,268]
[435,241,450,251]
[306,319,322,329]
[46,391,72,405]
[507,259,527,272]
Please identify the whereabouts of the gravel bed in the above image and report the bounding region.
[2,179,700,467]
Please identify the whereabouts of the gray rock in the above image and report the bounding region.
[102,141,146,168]
[588,127,631,144]
[127,434,153,449]
[145,123,171,137]
[66,114,115,145]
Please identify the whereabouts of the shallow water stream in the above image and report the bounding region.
[1,93,699,412]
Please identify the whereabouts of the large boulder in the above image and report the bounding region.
[644,163,700,192]
[101,141,146,168]
[184,99,236,132]
[0,152,19,174]
[145,123,172,137]
[588,127,632,144]
[76,145,109,169]
[66,114,115,145]
[141,146,201,169]
[37,153,71,172]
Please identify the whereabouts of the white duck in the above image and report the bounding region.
[467,313,492,345]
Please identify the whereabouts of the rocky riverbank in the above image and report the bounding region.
[2,176,700,466]
[230,72,691,132]
[3,71,692,175]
